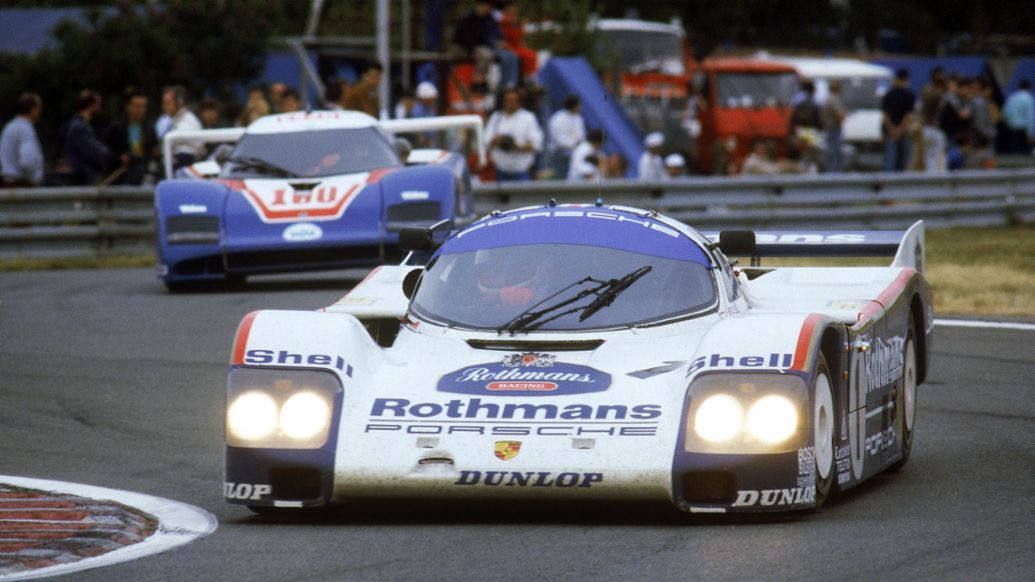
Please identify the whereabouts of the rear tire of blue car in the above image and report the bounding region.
[888,318,917,473]
[813,354,836,508]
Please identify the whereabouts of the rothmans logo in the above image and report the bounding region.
[502,352,556,368]
[436,353,613,397]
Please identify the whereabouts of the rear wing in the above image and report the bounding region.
[162,127,245,179]
[162,113,486,178]
[379,114,486,166]
[705,221,925,272]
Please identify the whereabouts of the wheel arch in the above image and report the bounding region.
[910,292,929,384]
[818,323,849,412]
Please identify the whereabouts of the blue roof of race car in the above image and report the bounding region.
[440,207,710,265]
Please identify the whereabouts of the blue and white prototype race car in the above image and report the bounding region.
[223,204,932,513]
[155,111,484,291]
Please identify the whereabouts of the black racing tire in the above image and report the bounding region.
[163,280,196,294]
[888,316,918,472]
[813,353,837,508]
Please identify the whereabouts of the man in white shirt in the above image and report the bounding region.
[161,85,204,173]
[0,92,45,186]
[547,94,585,179]
[637,132,666,181]
[566,128,604,181]
[486,88,543,181]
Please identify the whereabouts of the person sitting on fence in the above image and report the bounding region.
[452,0,519,92]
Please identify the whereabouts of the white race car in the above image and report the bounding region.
[223,204,932,513]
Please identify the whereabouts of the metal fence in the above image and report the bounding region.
[3,169,1035,259]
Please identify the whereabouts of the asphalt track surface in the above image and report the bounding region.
[1,268,1033,581]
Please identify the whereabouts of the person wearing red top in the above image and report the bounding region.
[498,1,537,84]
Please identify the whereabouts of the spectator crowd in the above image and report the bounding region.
[5,0,1034,188]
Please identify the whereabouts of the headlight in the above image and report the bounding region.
[694,394,743,442]
[280,392,331,440]
[226,368,341,448]
[746,395,798,443]
[684,374,807,454]
[227,391,278,441]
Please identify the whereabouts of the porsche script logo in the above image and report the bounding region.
[494,440,522,461]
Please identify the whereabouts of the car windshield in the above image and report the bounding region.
[716,73,799,108]
[221,127,400,179]
[411,243,717,331]
[596,29,686,75]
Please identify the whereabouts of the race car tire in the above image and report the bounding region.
[164,280,196,294]
[226,273,248,287]
[813,354,836,508]
[888,317,917,472]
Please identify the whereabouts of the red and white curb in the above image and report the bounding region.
[0,476,216,581]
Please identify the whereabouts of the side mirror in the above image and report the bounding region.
[718,230,756,256]
[399,219,454,252]
[394,137,412,162]
[213,143,234,165]
[402,268,422,299]
[399,228,434,252]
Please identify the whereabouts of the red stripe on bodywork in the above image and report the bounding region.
[231,311,260,365]
[792,313,825,371]
[857,268,916,326]
[366,167,396,184]
[218,179,245,191]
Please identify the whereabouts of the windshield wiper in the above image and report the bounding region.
[497,265,652,335]
[227,155,295,178]
[577,265,652,322]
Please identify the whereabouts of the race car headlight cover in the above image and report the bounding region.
[227,368,341,448]
[685,373,807,454]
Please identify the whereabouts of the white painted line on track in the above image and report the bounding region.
[934,318,1035,332]
[0,475,217,581]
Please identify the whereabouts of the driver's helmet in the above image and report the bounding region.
[475,246,549,307]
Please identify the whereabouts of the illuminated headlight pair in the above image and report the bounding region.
[226,368,340,448]
[685,374,806,454]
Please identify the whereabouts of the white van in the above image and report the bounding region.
[761,55,894,170]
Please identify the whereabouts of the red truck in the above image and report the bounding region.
[689,57,799,174]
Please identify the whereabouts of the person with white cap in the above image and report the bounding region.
[637,132,666,181]
[409,81,440,147]
[664,153,686,178]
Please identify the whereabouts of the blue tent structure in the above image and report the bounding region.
[537,57,643,178]
[870,56,1001,98]
[1005,58,1035,94]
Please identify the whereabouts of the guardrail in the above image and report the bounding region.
[3,170,1034,259]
